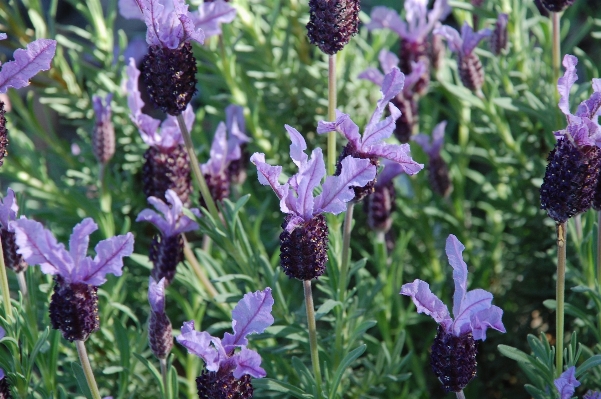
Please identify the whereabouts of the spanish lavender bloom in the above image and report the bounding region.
[191,0,236,39]
[534,0,550,17]
[136,189,200,284]
[0,35,56,167]
[540,0,574,12]
[317,67,424,202]
[126,58,193,206]
[129,0,204,115]
[306,0,360,55]
[585,391,601,399]
[0,189,27,274]
[414,121,453,197]
[0,327,11,399]
[555,367,580,399]
[490,13,509,56]
[401,234,505,392]
[366,0,450,94]
[434,22,491,92]
[251,127,376,280]
[148,277,173,359]
[225,105,250,185]
[359,50,427,143]
[177,288,274,399]
[92,94,115,165]
[364,160,403,233]
[540,55,601,223]
[12,218,134,342]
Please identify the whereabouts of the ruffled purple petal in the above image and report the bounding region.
[554,367,580,399]
[314,156,376,214]
[403,61,427,94]
[176,321,221,371]
[139,0,165,47]
[584,391,601,399]
[378,50,399,75]
[201,122,228,176]
[136,190,199,236]
[0,33,6,41]
[316,111,362,148]
[558,54,578,117]
[358,68,384,87]
[148,277,166,313]
[413,134,432,155]
[446,234,468,318]
[231,347,266,379]
[11,217,74,278]
[576,91,601,120]
[400,279,452,328]
[222,288,274,350]
[174,0,205,45]
[226,104,249,144]
[434,25,462,53]
[125,58,162,145]
[361,105,400,148]
[430,121,447,156]
[460,22,491,55]
[367,143,424,175]
[0,38,56,93]
[365,67,404,133]
[453,288,493,336]
[77,232,134,285]
[118,0,144,19]
[285,125,308,166]
[0,188,18,230]
[193,0,236,39]
[365,7,407,37]
[69,218,98,271]
[250,153,290,211]
[290,148,325,221]
[470,305,505,341]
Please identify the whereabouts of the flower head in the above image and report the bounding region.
[137,189,200,237]
[555,367,581,399]
[540,0,574,12]
[414,121,452,197]
[0,36,57,93]
[92,94,115,165]
[490,13,509,56]
[0,189,28,273]
[306,0,360,55]
[148,277,173,359]
[177,288,274,397]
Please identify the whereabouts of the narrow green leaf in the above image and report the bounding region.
[576,355,601,377]
[498,345,532,364]
[253,378,312,399]
[72,362,93,399]
[329,345,366,397]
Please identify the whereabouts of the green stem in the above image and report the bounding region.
[597,212,601,335]
[456,390,466,399]
[0,239,13,319]
[552,12,561,128]
[160,358,168,399]
[303,280,323,398]
[182,236,219,299]
[338,202,355,301]
[556,222,567,377]
[176,115,221,222]
[16,272,27,301]
[75,340,102,399]
[327,54,337,175]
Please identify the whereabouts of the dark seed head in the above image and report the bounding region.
[0,230,27,273]
[148,311,173,359]
[540,0,574,12]
[142,144,192,207]
[541,137,601,223]
[150,234,184,285]
[490,15,508,56]
[92,115,115,166]
[306,0,360,55]
[49,276,99,342]
[335,143,379,202]
[429,33,446,71]
[0,375,12,399]
[430,326,478,392]
[227,144,249,185]
[280,214,328,280]
[458,52,484,92]
[196,368,253,399]
[200,171,230,210]
[399,39,430,95]
[428,155,453,198]
[141,43,197,116]
[391,94,418,144]
[534,0,550,17]
[364,180,395,233]
[0,101,8,168]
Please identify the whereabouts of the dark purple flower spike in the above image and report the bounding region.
[318,67,424,202]
[401,234,505,392]
[177,288,274,399]
[136,189,200,284]
[414,121,453,198]
[366,0,450,95]
[540,0,574,12]
[148,277,173,359]
[126,58,193,206]
[225,105,250,185]
[92,94,115,165]
[252,127,376,280]
[434,22,491,92]
[540,55,601,223]
[0,189,27,274]
[12,217,134,341]
[364,160,403,233]
[490,13,509,56]
[359,50,427,143]
[306,0,360,55]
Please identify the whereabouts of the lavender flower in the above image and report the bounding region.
[364,160,404,233]
[251,127,376,280]
[92,94,115,165]
[366,0,450,94]
[12,218,134,341]
[148,277,173,359]
[401,234,505,392]
[555,367,580,399]
[585,392,601,399]
[540,0,574,12]
[540,55,601,223]
[126,58,193,206]
[359,50,427,143]
[490,13,509,56]
[414,121,453,197]
[434,22,491,92]
[137,189,200,284]
[0,327,11,399]
[177,288,274,399]
[0,35,56,167]
[225,104,250,185]
[0,189,27,273]
[130,0,204,115]
[317,67,424,202]
[306,0,360,55]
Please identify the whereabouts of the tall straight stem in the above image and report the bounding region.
[303,280,323,398]
[0,240,13,318]
[182,236,219,299]
[75,340,102,399]
[552,11,561,127]
[556,222,567,377]
[597,212,601,334]
[176,115,221,222]
[327,55,337,175]
[456,390,466,399]
[16,272,28,300]
[338,203,355,301]
[160,358,168,398]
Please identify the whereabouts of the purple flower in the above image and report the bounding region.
[148,277,173,359]
[177,288,274,396]
[92,94,116,165]
[0,188,18,231]
[0,36,56,93]
[0,189,28,273]
[413,120,446,158]
[414,121,452,197]
[359,50,427,98]
[490,13,509,56]
[364,160,403,233]
[555,367,580,399]
[137,189,200,237]
[585,391,601,399]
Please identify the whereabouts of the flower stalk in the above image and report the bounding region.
[304,280,323,398]
[159,358,168,398]
[182,236,219,299]
[338,202,354,301]
[328,54,337,175]
[75,340,102,399]
[552,12,561,127]
[556,222,567,377]
[16,271,27,300]
[456,390,466,399]
[0,240,12,318]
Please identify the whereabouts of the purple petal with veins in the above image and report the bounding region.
[290,148,325,220]
[0,188,18,230]
[316,111,362,147]
[136,189,200,236]
[0,39,56,93]
[222,288,274,350]
[452,288,493,336]
[400,279,452,328]
[148,277,166,313]
[231,347,266,378]
[251,153,290,211]
[362,105,400,148]
[365,6,407,37]
[378,50,399,75]
[367,67,404,128]
[470,305,505,340]
[558,54,578,117]
[358,68,384,87]
[201,122,228,176]
[376,160,405,187]
[285,125,309,166]
[434,25,462,53]
[368,143,424,175]
[118,0,144,19]
[446,234,468,318]
[77,232,134,285]
[460,22,491,55]
[554,367,580,399]
[193,0,236,38]
[69,218,98,271]
[176,321,221,371]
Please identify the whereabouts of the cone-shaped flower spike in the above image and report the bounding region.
[12,218,134,341]
[414,121,453,197]
[136,189,200,284]
[540,55,601,223]
[0,189,27,273]
[317,67,423,202]
[306,0,360,55]
[177,288,274,399]
[92,94,116,165]
[401,234,505,392]
[490,13,509,56]
[148,277,173,359]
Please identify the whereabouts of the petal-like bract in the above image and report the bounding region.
[223,288,275,349]
[400,279,452,327]
[0,39,56,93]
[136,189,200,237]
[0,188,18,230]
[554,367,580,399]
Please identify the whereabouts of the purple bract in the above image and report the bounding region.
[0,36,56,93]
[554,367,580,399]
[414,120,447,158]
[0,188,18,231]
[359,50,427,98]
[434,22,491,57]
[136,189,201,237]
